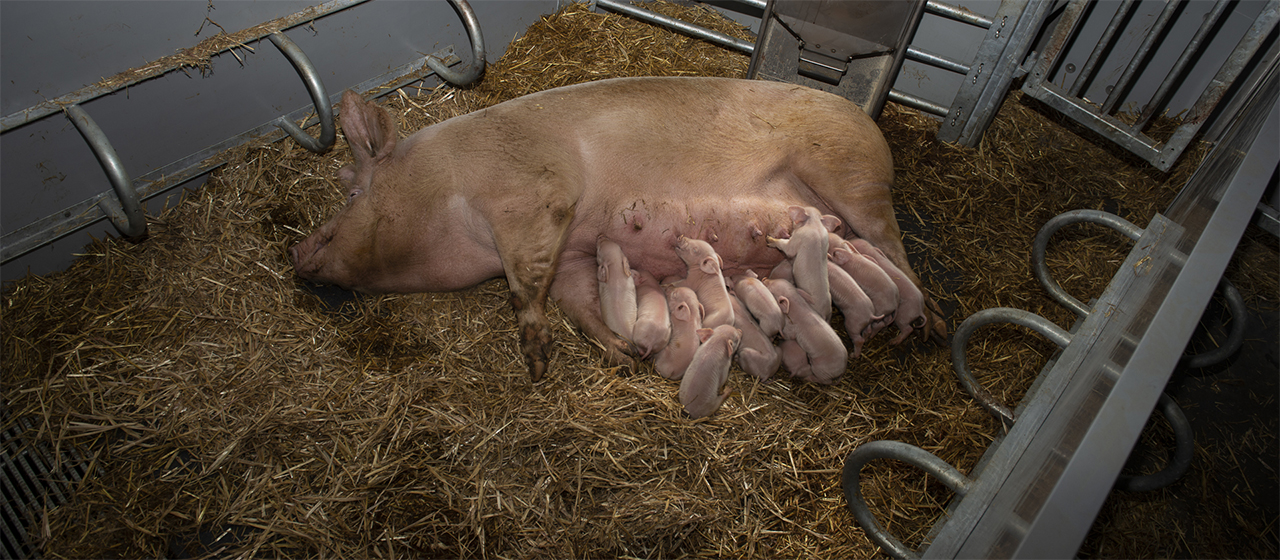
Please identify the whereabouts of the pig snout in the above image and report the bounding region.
[289,233,330,279]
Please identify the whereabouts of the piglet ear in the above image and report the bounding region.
[787,206,807,224]
[821,214,842,233]
[700,255,720,276]
[776,296,790,314]
[672,302,691,322]
[697,328,714,343]
[340,90,398,166]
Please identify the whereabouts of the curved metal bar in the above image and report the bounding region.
[951,308,1072,428]
[1181,277,1247,368]
[1032,209,1143,317]
[1115,392,1194,492]
[65,105,147,239]
[427,0,486,86]
[843,440,972,559]
[268,31,335,154]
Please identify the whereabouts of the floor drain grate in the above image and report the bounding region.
[1,406,91,559]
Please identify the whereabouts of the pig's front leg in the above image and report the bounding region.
[487,185,589,382]
[550,256,634,368]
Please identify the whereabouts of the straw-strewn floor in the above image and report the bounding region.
[3,2,1276,558]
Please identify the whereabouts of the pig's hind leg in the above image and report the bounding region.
[550,257,635,367]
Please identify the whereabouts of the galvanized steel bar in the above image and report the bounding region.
[887,89,951,117]
[1032,209,1142,318]
[1068,0,1137,98]
[0,0,372,134]
[1101,0,1184,115]
[427,0,486,86]
[1113,393,1193,492]
[268,31,336,153]
[1180,278,1247,369]
[1132,0,1231,131]
[951,308,1072,429]
[594,0,755,53]
[843,440,972,560]
[925,0,993,29]
[64,105,147,239]
[905,45,970,75]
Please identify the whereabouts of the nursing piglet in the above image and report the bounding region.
[764,278,847,384]
[829,240,899,331]
[596,236,636,341]
[673,236,734,329]
[630,269,671,358]
[653,287,703,380]
[851,239,927,344]
[728,294,782,381]
[730,270,784,338]
[827,261,879,358]
[767,206,839,320]
[679,325,741,419]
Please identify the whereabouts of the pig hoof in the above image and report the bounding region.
[521,324,554,382]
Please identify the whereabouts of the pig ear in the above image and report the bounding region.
[787,206,806,224]
[700,255,720,276]
[697,328,714,343]
[831,247,851,264]
[776,296,790,314]
[672,301,691,322]
[341,90,398,166]
[821,215,842,233]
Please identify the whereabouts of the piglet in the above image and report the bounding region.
[679,325,742,419]
[827,261,879,359]
[673,236,734,329]
[767,206,839,320]
[765,278,847,385]
[596,236,636,341]
[630,269,671,358]
[653,287,703,380]
[830,241,899,332]
[728,294,782,381]
[851,239,927,344]
[730,270,784,338]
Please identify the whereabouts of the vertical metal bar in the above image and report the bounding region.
[1068,0,1136,97]
[1131,0,1231,131]
[1101,0,1184,115]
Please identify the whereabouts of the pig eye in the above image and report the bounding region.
[347,188,363,201]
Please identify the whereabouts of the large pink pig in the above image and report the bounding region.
[596,236,636,341]
[672,236,734,330]
[653,287,703,380]
[290,77,945,381]
[851,238,927,344]
[631,269,671,358]
[679,325,742,419]
[767,206,839,320]
[764,278,847,384]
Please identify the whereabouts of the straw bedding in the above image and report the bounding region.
[3,2,1276,558]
